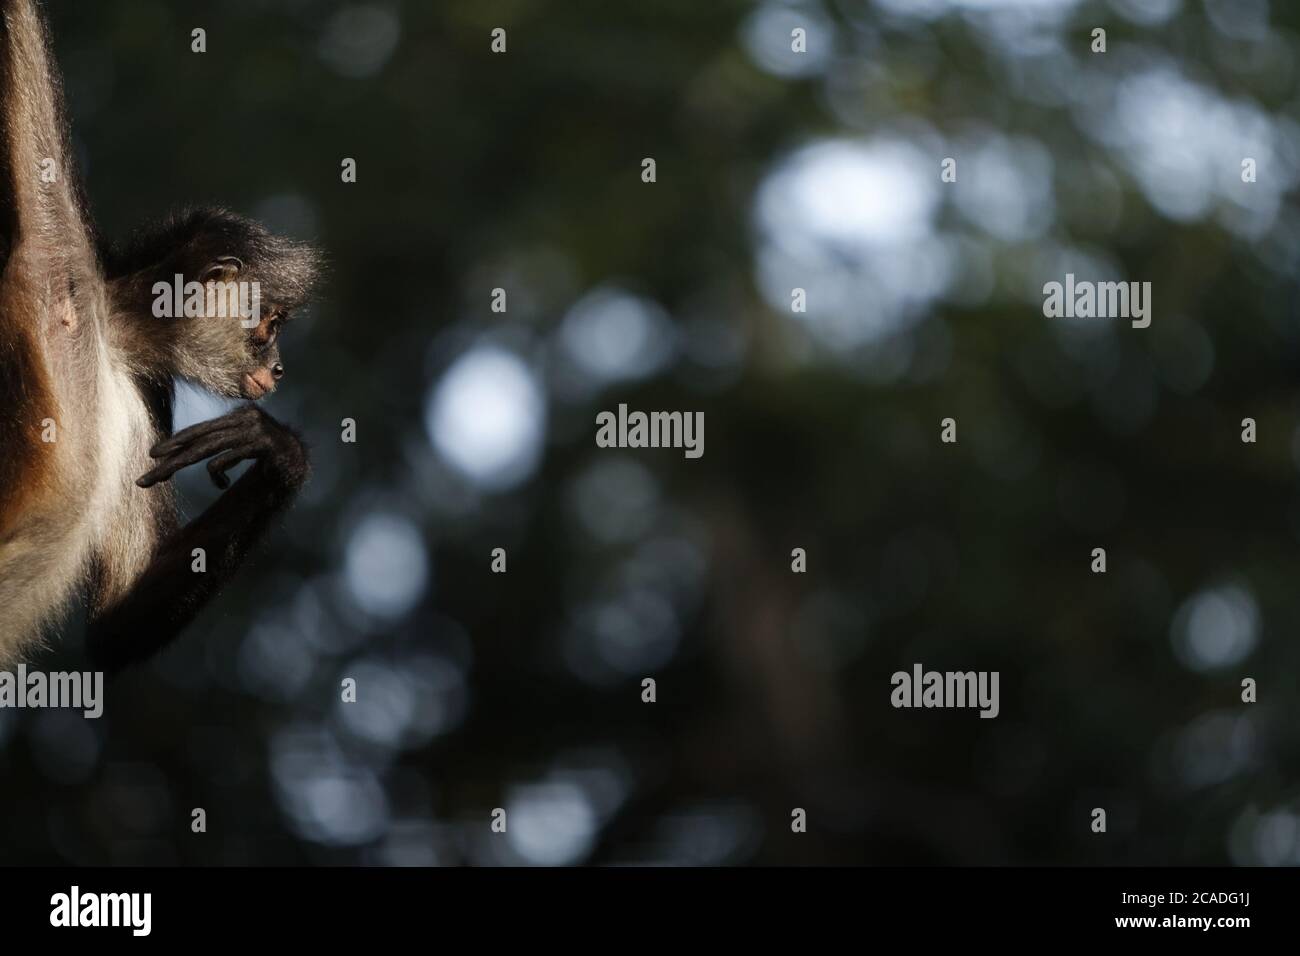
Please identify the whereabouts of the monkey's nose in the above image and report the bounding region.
[271,362,284,380]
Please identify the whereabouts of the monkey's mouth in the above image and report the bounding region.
[241,373,271,399]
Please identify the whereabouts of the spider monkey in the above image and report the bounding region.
[0,0,322,671]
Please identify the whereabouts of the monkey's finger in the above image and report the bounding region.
[151,417,231,454]
[148,432,244,479]
[136,464,177,488]
[206,445,256,490]
[149,407,257,457]
[137,455,195,487]
[138,433,243,487]
[149,422,242,459]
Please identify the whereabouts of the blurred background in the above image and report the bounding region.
[2,0,1299,865]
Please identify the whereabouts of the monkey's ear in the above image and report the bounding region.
[201,256,243,283]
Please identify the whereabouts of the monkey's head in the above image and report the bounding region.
[107,207,323,399]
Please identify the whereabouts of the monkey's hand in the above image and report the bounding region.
[91,406,309,673]
[137,405,309,492]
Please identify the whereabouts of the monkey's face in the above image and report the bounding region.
[239,305,288,400]
[190,260,290,400]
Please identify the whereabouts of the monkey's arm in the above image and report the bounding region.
[0,0,109,659]
[0,0,100,519]
[0,0,96,284]
[85,405,309,673]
